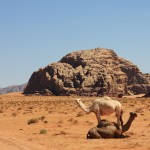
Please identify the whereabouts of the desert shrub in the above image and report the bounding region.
[28,118,39,125]
[39,129,47,134]
[39,115,45,121]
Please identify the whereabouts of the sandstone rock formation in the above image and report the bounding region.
[24,48,150,96]
[144,73,150,82]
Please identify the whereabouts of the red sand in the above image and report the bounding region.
[0,93,149,150]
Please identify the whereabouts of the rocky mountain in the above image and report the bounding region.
[0,83,27,94]
[24,48,150,96]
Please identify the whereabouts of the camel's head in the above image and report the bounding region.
[76,99,81,103]
[130,112,137,119]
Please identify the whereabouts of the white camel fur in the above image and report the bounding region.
[76,96,123,126]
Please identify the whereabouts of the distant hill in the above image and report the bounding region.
[0,83,27,94]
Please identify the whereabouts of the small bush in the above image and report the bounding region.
[39,129,47,134]
[39,115,45,121]
[28,118,39,125]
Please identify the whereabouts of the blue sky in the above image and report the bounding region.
[0,0,150,87]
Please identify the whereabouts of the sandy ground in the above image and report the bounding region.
[0,92,150,150]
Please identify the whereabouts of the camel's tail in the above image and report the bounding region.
[76,99,91,113]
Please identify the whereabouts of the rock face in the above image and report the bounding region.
[118,58,150,94]
[24,48,150,96]
[144,73,150,82]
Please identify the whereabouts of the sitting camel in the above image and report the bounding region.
[76,96,123,126]
[87,112,137,139]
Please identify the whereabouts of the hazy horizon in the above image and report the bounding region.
[0,0,150,87]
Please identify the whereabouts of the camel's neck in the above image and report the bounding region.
[77,100,91,113]
[122,117,135,133]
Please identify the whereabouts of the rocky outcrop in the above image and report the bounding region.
[24,48,150,96]
[144,73,150,82]
[118,58,150,94]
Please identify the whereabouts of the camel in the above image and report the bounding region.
[76,96,123,126]
[87,112,137,139]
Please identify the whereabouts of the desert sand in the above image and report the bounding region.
[0,92,150,150]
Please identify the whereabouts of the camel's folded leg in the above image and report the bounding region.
[116,115,124,127]
[87,127,101,139]
[120,115,123,127]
